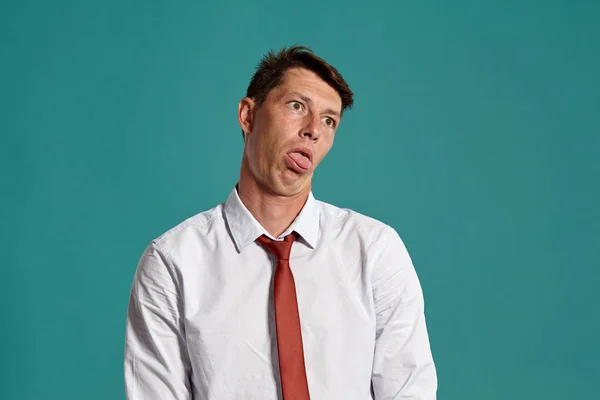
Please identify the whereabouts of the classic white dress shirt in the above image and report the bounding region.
[124,185,437,399]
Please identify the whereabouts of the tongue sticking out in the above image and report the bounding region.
[288,152,312,170]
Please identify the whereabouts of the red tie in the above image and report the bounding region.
[256,233,310,400]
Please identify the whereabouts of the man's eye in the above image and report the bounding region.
[289,101,303,111]
[324,117,336,128]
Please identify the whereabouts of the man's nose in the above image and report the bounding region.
[302,114,322,140]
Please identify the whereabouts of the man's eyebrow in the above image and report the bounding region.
[287,91,340,117]
[324,108,340,117]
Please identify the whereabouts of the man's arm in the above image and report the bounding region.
[124,242,192,399]
[370,226,437,399]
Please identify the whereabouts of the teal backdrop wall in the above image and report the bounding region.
[1,1,598,399]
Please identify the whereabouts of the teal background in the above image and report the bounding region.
[1,1,598,399]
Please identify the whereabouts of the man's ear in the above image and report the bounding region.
[238,97,255,138]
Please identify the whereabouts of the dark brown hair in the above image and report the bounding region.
[246,45,354,115]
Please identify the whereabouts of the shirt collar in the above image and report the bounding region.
[223,185,320,253]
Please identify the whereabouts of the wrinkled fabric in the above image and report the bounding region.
[124,186,437,399]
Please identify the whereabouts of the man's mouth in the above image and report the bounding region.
[285,147,312,173]
[288,151,311,170]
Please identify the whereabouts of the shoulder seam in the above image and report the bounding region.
[154,210,219,247]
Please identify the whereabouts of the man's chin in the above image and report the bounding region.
[273,172,313,195]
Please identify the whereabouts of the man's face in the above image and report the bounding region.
[240,68,342,196]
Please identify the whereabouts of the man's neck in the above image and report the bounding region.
[236,176,310,239]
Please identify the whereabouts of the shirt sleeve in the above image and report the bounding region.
[124,242,192,400]
[370,226,438,399]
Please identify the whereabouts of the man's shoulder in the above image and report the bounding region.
[150,202,225,250]
[315,198,399,240]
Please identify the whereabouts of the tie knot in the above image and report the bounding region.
[256,233,297,261]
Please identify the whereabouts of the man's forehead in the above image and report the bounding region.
[275,68,342,106]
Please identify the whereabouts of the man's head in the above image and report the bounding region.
[238,46,353,197]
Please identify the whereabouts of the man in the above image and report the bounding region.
[124,46,437,399]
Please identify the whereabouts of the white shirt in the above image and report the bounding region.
[124,186,437,399]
